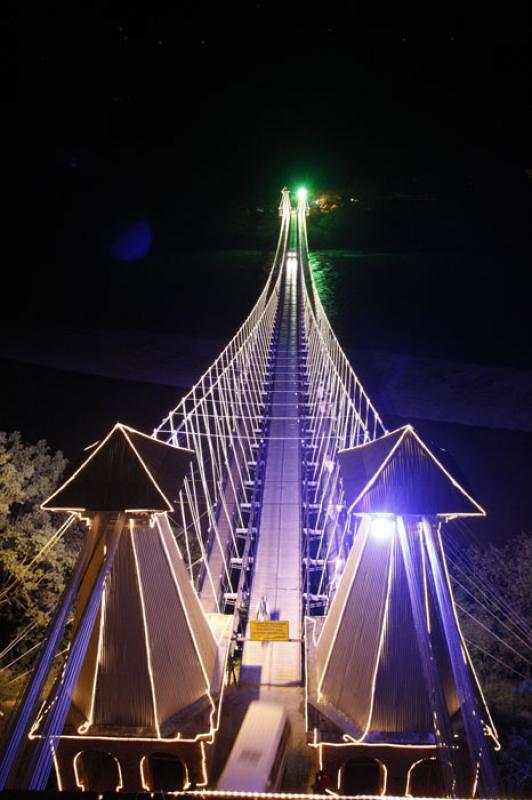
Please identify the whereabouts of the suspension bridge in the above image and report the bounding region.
[0,188,504,797]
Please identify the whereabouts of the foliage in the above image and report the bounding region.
[0,432,83,675]
[452,532,532,795]
[497,716,532,797]
[454,532,532,687]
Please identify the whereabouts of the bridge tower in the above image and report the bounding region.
[305,425,499,796]
[0,424,231,792]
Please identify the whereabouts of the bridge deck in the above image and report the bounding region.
[241,238,303,688]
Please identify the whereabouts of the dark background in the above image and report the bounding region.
[5,4,532,298]
[3,3,532,544]
[5,4,531,336]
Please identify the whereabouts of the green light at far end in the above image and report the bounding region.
[297,187,308,200]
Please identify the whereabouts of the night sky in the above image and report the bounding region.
[8,4,532,268]
[3,4,532,542]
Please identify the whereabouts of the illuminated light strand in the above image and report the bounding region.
[77,577,106,735]
[156,227,284,436]
[341,425,485,518]
[465,638,531,681]
[413,430,486,516]
[153,193,385,622]
[430,522,500,751]
[455,603,532,668]
[51,746,63,791]
[0,640,41,673]
[298,209,385,444]
[154,254,282,608]
[0,622,37,660]
[163,791,504,799]
[187,432,235,593]
[72,751,84,792]
[54,605,232,745]
[152,432,361,441]
[318,522,396,746]
[7,646,68,686]
[43,424,194,514]
[309,737,438,751]
[316,519,370,695]
[396,517,460,794]
[420,532,431,635]
[139,754,150,792]
[183,479,220,611]
[449,522,532,635]
[41,424,126,511]
[121,426,183,512]
[0,514,77,601]
[157,521,216,708]
[331,516,389,738]
[130,520,162,739]
[405,756,437,796]
[297,200,388,607]
[444,539,532,644]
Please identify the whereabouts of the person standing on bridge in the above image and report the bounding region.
[255,594,271,622]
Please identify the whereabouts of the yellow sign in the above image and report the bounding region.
[250,620,290,641]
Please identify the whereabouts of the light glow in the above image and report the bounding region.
[369,515,395,540]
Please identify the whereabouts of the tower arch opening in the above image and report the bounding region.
[143,751,186,791]
[74,750,122,792]
[340,756,385,795]
[408,757,446,797]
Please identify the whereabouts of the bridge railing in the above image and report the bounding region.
[297,203,386,612]
[152,209,290,610]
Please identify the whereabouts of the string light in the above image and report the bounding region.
[317,521,396,744]
[427,521,500,750]
[130,519,162,738]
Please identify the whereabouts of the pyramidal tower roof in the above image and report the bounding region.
[68,515,225,739]
[338,425,485,518]
[42,423,194,514]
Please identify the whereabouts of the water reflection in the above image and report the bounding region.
[309,252,338,321]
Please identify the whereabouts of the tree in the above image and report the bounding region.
[451,532,532,796]
[0,432,83,675]
[452,532,532,690]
